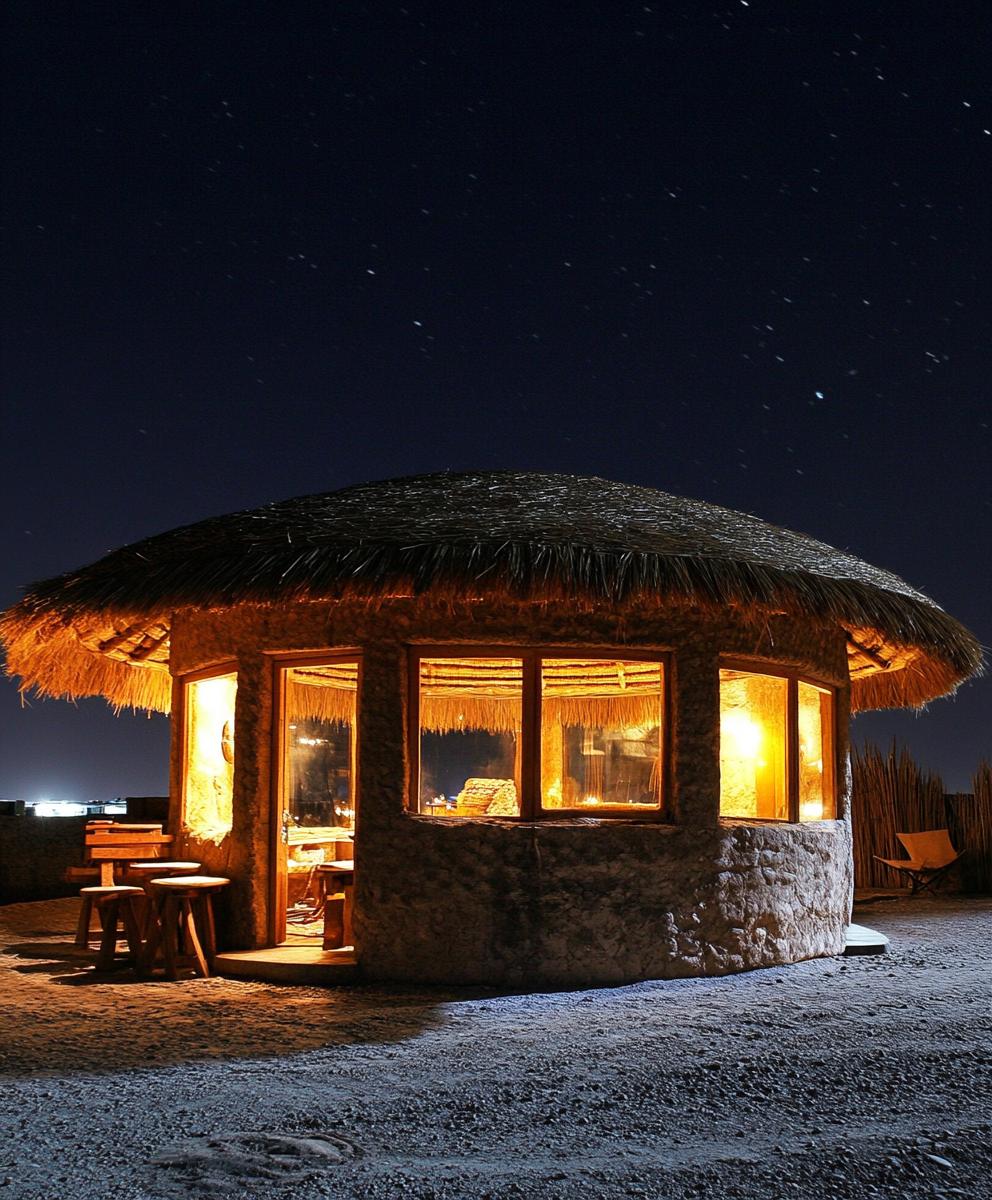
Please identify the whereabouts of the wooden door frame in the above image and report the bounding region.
[267,649,362,947]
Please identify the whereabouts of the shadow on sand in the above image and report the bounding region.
[0,899,502,1077]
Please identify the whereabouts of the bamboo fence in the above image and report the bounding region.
[851,742,992,893]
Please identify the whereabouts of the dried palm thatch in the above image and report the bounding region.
[1,471,982,713]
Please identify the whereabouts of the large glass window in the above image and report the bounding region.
[719,667,836,822]
[183,670,237,843]
[414,653,666,818]
[719,670,788,820]
[418,658,523,816]
[541,659,664,811]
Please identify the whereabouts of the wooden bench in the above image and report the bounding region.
[84,822,174,885]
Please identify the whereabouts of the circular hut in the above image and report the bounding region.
[2,472,981,986]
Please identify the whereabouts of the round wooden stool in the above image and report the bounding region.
[75,885,145,971]
[127,861,202,890]
[142,876,230,980]
[126,862,203,941]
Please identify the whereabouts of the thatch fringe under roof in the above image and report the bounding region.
[1,471,982,713]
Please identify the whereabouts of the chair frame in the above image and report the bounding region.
[873,829,965,896]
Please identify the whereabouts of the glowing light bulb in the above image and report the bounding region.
[721,711,762,758]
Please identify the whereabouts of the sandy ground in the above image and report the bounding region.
[0,896,989,1200]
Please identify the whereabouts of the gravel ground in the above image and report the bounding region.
[1,895,989,1200]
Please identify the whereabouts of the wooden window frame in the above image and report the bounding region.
[408,646,672,823]
[179,661,239,837]
[719,658,838,824]
[268,649,362,947]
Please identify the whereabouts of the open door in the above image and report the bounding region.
[271,657,359,946]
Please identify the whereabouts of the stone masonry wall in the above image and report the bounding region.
[0,815,89,904]
[168,596,853,982]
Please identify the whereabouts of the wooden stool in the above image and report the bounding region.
[126,862,203,941]
[126,861,202,891]
[141,876,230,980]
[75,886,145,971]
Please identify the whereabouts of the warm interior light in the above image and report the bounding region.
[417,657,664,816]
[419,658,524,817]
[798,680,835,820]
[184,672,238,843]
[280,662,359,931]
[719,670,788,820]
[283,664,357,834]
[541,659,664,810]
[720,710,763,760]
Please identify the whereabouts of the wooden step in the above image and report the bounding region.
[214,945,359,985]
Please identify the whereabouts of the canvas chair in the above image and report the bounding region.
[874,829,964,896]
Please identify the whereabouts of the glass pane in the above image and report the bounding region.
[419,658,522,817]
[284,663,358,832]
[798,681,835,820]
[719,670,788,820]
[541,659,664,810]
[282,663,358,935]
[184,672,237,842]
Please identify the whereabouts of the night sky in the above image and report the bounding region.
[1,2,988,799]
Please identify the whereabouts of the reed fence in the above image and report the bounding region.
[851,742,992,893]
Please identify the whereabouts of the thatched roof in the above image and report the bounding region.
[1,471,982,713]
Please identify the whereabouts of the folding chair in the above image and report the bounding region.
[874,829,964,896]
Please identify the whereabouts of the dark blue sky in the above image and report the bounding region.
[1,1,989,797]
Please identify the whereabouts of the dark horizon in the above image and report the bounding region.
[1,2,989,797]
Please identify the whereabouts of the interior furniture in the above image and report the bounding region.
[315,860,355,949]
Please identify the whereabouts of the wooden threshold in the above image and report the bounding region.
[214,945,359,985]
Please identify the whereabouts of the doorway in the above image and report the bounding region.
[271,656,359,946]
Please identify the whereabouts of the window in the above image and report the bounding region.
[183,669,237,842]
[418,657,523,816]
[719,670,788,820]
[541,659,664,811]
[719,666,836,822]
[412,651,667,819]
[798,680,835,821]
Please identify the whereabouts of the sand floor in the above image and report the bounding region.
[1,895,989,1199]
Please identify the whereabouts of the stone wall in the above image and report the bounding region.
[354,815,852,986]
[0,816,89,904]
[167,595,853,982]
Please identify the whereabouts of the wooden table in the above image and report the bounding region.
[315,860,355,949]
